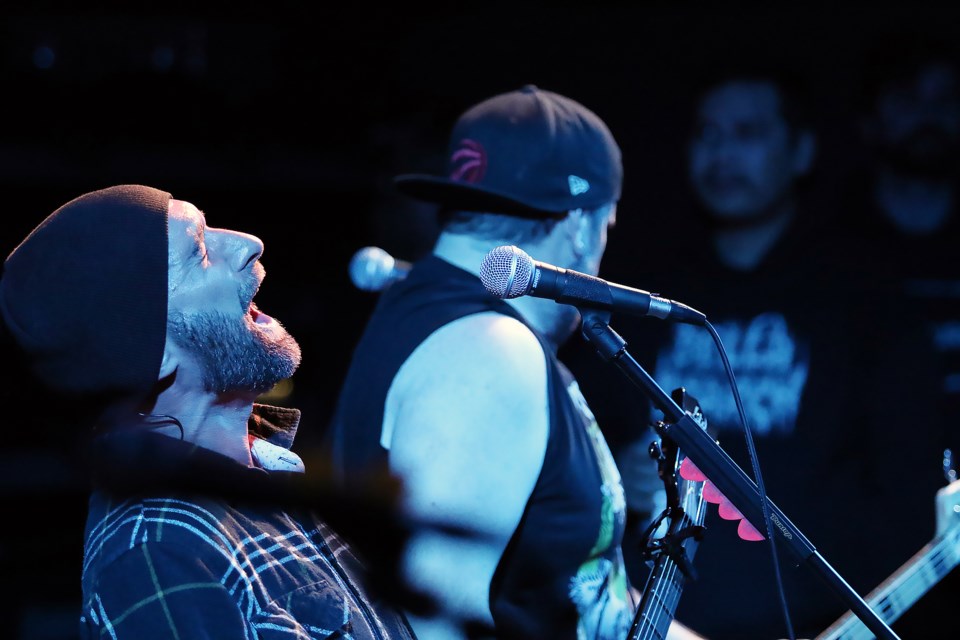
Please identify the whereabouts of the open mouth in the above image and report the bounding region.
[249,302,274,325]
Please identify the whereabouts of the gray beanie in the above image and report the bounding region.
[0,184,171,401]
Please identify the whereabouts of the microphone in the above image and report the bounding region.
[479,245,706,326]
[349,246,411,292]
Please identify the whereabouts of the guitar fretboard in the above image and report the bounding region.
[816,524,960,640]
[629,479,706,640]
[632,555,689,639]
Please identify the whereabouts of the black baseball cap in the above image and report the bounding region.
[394,85,623,218]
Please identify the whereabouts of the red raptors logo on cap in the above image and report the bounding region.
[449,139,487,184]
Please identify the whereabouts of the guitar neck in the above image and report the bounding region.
[629,388,709,640]
[816,524,960,640]
[629,534,701,640]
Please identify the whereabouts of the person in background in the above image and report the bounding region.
[594,62,949,639]
[0,184,417,639]
[327,85,704,639]
[828,31,960,636]
[840,29,960,451]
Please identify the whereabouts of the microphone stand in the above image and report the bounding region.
[578,309,900,640]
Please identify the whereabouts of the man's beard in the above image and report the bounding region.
[167,310,302,394]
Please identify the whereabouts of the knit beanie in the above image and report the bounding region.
[0,185,171,402]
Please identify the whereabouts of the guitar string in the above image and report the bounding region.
[632,525,682,640]
[648,481,706,640]
[638,559,678,640]
[644,498,684,639]
[824,526,960,638]
[636,481,705,640]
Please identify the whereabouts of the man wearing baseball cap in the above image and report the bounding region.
[0,185,417,639]
[329,86,704,640]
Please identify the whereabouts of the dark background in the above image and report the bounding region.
[2,2,958,638]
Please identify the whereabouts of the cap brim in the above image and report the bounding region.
[393,174,567,219]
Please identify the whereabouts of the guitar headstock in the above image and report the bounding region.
[627,388,711,640]
[674,387,709,433]
[650,388,708,511]
[640,388,708,579]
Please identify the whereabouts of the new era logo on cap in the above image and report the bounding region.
[568,175,590,196]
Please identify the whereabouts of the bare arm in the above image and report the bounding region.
[385,312,549,638]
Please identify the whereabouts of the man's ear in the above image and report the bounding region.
[566,208,588,256]
[158,340,178,380]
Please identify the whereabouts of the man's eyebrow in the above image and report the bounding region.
[183,212,207,258]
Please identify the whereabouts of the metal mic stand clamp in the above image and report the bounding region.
[639,502,704,582]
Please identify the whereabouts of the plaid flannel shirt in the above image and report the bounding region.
[79,404,416,640]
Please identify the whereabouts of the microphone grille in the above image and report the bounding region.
[349,246,397,291]
[479,245,534,299]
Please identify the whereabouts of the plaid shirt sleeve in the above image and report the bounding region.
[81,541,248,640]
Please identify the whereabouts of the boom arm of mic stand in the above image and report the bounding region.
[578,310,900,640]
